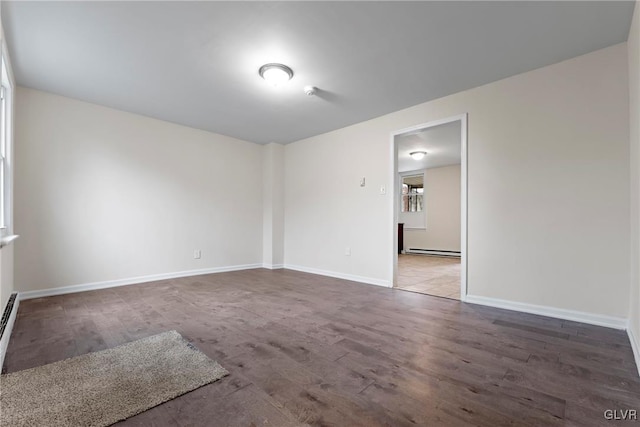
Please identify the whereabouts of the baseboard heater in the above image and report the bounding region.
[406,248,461,258]
[0,292,19,372]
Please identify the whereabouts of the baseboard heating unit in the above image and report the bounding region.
[0,292,19,371]
[406,248,461,257]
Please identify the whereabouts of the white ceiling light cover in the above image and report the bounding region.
[259,63,293,86]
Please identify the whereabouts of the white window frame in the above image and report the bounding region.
[400,173,424,213]
[398,169,427,230]
[0,42,14,240]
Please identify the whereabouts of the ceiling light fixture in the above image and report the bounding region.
[410,151,427,160]
[259,63,294,86]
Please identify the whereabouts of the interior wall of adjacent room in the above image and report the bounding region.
[0,5,15,311]
[628,0,640,358]
[403,164,461,253]
[284,43,630,319]
[14,87,263,293]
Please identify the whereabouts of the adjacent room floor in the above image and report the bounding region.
[396,254,461,299]
[4,269,639,426]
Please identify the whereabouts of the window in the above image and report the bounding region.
[399,172,426,229]
[0,85,6,229]
[401,174,424,213]
[0,54,12,234]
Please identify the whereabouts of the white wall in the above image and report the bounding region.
[14,87,264,292]
[285,44,630,319]
[628,0,640,361]
[284,121,391,284]
[262,143,284,268]
[404,165,461,252]
[1,246,13,310]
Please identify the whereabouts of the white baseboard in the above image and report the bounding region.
[262,263,284,270]
[628,324,640,377]
[284,264,392,288]
[19,263,263,301]
[0,294,20,370]
[465,294,627,330]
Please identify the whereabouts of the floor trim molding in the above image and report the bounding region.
[628,324,640,377]
[18,263,263,301]
[284,264,392,288]
[465,294,627,330]
[0,293,19,370]
[262,263,284,270]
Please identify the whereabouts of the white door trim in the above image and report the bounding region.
[390,113,468,300]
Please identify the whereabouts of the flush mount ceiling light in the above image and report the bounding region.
[259,63,294,86]
[410,151,427,160]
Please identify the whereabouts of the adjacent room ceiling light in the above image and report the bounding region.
[410,151,427,160]
[259,63,294,86]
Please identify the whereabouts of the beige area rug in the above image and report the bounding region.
[0,330,228,426]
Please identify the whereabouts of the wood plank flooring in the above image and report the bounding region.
[4,268,639,426]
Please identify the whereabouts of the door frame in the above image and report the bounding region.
[389,113,468,300]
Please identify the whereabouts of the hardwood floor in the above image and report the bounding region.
[397,254,461,300]
[4,268,639,426]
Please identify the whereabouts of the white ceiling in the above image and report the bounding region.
[397,121,461,173]
[3,1,635,144]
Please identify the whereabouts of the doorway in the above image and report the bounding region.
[390,114,467,300]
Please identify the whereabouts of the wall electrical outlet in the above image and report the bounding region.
[345,247,351,256]
[194,249,201,259]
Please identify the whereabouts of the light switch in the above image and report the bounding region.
[360,177,366,187]
[379,185,386,195]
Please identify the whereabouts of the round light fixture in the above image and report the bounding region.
[410,151,427,160]
[259,63,294,86]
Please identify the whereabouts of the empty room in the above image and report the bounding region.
[0,1,639,426]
